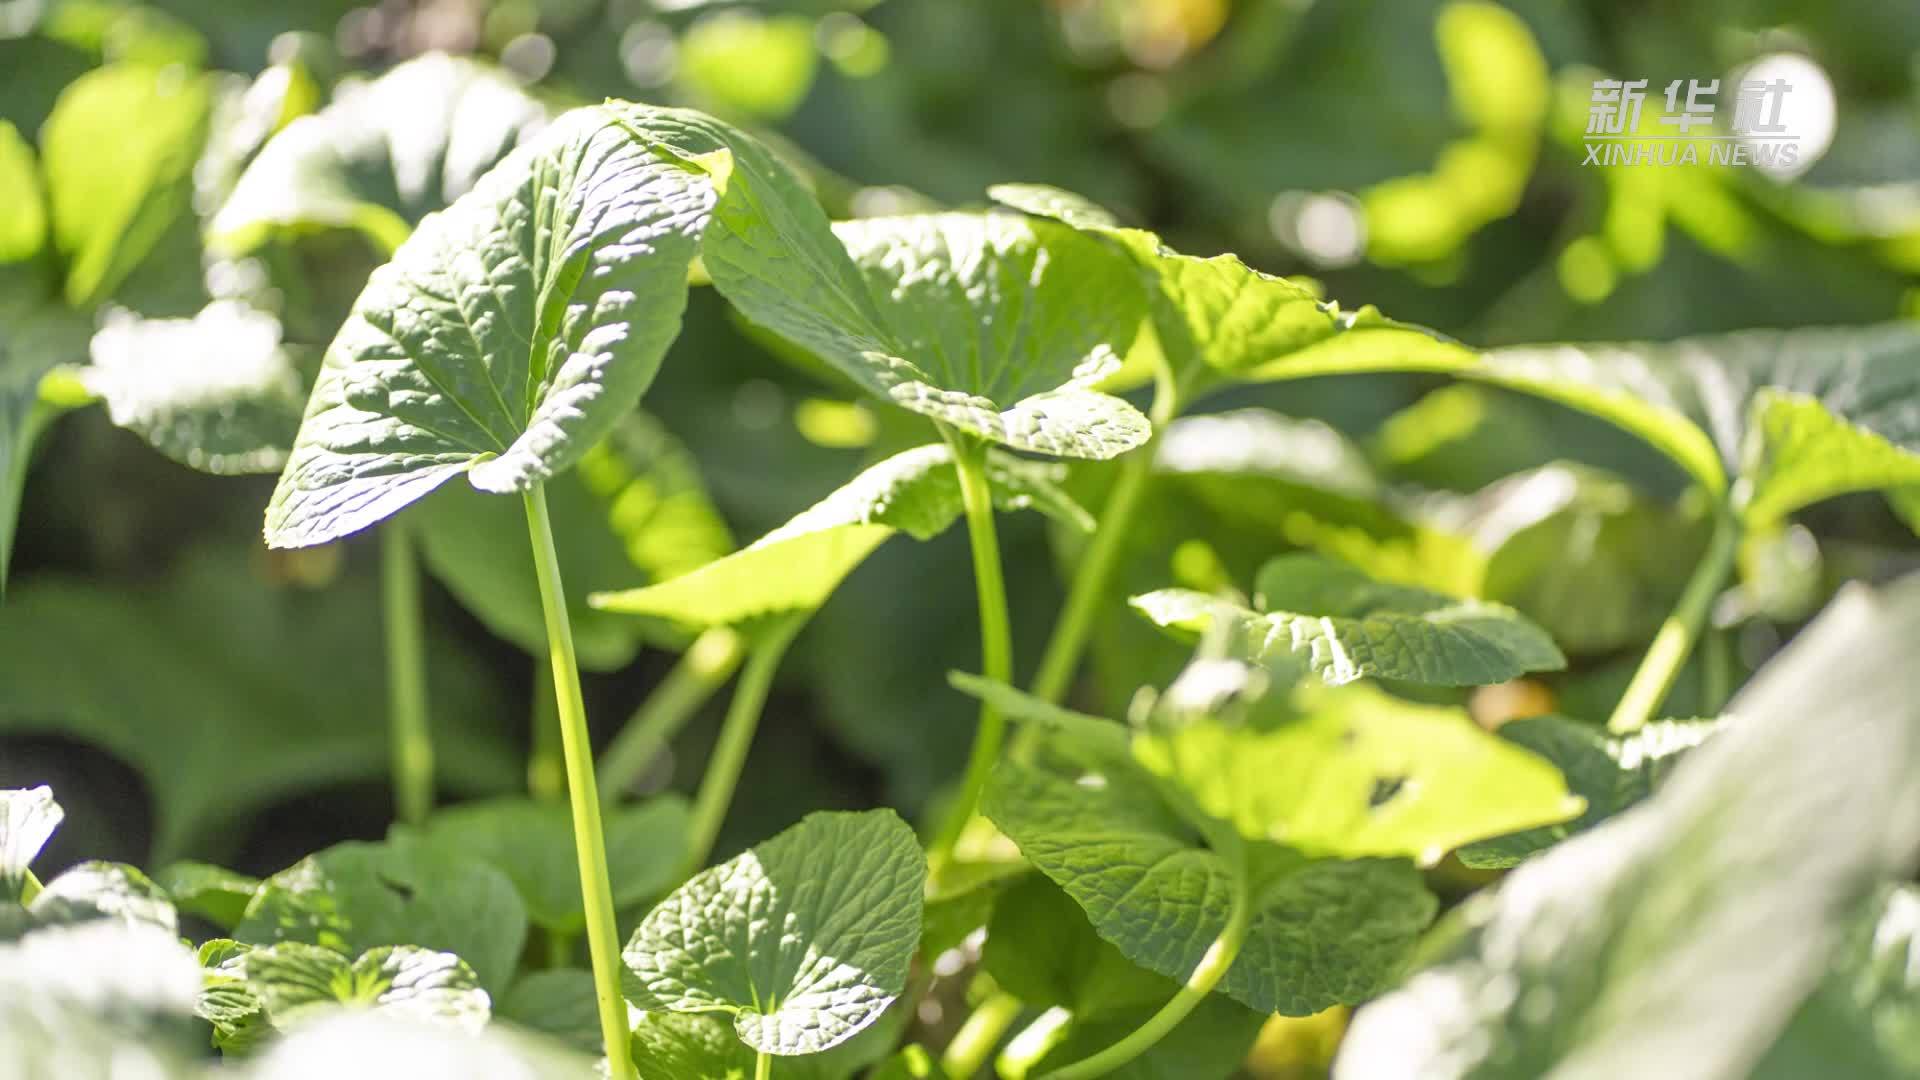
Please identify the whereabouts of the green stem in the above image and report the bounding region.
[20,868,42,905]
[381,522,434,825]
[530,659,563,800]
[545,927,576,970]
[680,615,804,878]
[598,627,746,808]
[1029,366,1177,707]
[942,990,1024,1079]
[1608,512,1741,735]
[523,486,637,1080]
[1040,873,1252,1080]
[927,437,1016,875]
[755,1051,772,1080]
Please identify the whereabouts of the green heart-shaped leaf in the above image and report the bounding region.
[622,809,925,1056]
[1336,573,1920,1079]
[591,442,1088,628]
[1132,553,1565,686]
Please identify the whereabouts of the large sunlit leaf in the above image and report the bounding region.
[622,809,924,1056]
[591,442,1088,627]
[264,102,872,547]
[1336,573,1920,1079]
[1476,325,1920,527]
[0,546,522,858]
[808,212,1151,458]
[414,414,734,669]
[235,838,527,995]
[241,942,489,1032]
[41,62,211,308]
[0,786,59,902]
[78,302,306,476]
[402,795,688,933]
[210,53,548,255]
[983,720,1437,1016]
[989,183,1354,392]
[1132,553,1565,686]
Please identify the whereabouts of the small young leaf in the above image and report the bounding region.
[1336,574,1920,1079]
[235,839,527,995]
[403,795,688,933]
[80,302,306,476]
[984,729,1436,1016]
[591,443,1088,627]
[1132,553,1565,686]
[211,53,548,255]
[0,785,60,901]
[242,942,489,1032]
[413,414,735,670]
[622,809,925,1056]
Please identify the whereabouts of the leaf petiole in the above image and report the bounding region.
[599,626,746,807]
[680,615,804,879]
[1608,511,1741,734]
[524,484,637,1080]
[941,989,1024,1078]
[20,867,42,905]
[1039,866,1252,1079]
[381,522,434,825]
[927,434,1016,875]
[529,660,562,800]
[755,1050,772,1080]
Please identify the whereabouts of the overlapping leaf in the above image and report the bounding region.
[1132,553,1564,686]
[591,442,1088,627]
[1336,573,1920,1079]
[983,721,1437,1016]
[210,53,549,255]
[622,809,924,1056]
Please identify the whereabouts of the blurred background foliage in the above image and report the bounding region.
[3,0,1919,939]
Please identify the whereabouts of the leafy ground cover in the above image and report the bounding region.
[5,2,1920,1079]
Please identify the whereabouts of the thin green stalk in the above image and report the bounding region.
[544,927,576,970]
[927,437,1016,875]
[529,660,563,800]
[524,486,636,1080]
[1029,364,1178,707]
[942,990,1024,1078]
[381,522,433,825]
[755,1051,772,1080]
[1040,874,1252,1080]
[20,868,42,905]
[1608,512,1742,735]
[680,615,804,878]
[598,627,746,808]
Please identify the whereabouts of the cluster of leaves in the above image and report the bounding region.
[5,2,1920,1079]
